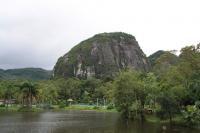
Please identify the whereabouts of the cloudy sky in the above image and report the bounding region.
[0,0,200,70]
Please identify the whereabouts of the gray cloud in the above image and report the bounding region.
[1,0,200,69]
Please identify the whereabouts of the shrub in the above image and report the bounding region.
[182,106,200,127]
[156,109,168,120]
[93,106,100,110]
[182,105,200,127]
[0,104,5,107]
[107,104,114,110]
[59,101,66,108]
[195,101,200,109]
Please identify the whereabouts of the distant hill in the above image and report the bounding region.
[0,68,52,80]
[148,50,166,66]
[148,50,178,67]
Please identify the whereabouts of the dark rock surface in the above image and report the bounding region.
[53,32,150,79]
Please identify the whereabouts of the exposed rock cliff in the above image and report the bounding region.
[53,32,150,79]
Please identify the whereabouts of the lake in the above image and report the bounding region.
[0,111,199,133]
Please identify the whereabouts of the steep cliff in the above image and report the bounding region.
[53,32,150,79]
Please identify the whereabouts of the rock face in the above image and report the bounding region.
[53,32,150,79]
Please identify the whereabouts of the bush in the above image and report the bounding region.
[59,101,66,108]
[107,104,114,110]
[156,109,168,120]
[182,105,200,127]
[0,104,5,107]
[18,107,42,112]
[93,106,100,110]
[195,101,200,109]
[42,104,54,109]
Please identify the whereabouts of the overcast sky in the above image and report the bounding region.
[0,0,200,70]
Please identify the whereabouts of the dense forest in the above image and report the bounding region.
[0,68,52,80]
[0,44,199,127]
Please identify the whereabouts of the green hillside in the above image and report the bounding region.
[0,68,52,80]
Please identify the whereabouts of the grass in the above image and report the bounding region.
[0,106,19,112]
[64,105,117,112]
[146,114,185,126]
[0,104,117,113]
[146,115,161,123]
[0,105,43,112]
[51,104,117,112]
[17,106,43,112]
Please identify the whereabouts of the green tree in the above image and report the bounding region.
[153,51,179,78]
[98,81,115,104]
[157,91,178,124]
[55,78,81,105]
[81,78,102,104]
[114,70,146,120]
[182,104,200,127]
[178,44,200,104]
[157,66,187,123]
[37,81,58,106]
[143,72,159,112]
[0,81,17,108]
[20,81,38,108]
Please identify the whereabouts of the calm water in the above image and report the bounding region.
[0,111,199,133]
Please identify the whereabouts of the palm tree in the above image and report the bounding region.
[2,83,15,109]
[20,81,38,108]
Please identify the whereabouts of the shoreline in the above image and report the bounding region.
[1,106,200,130]
[0,104,117,113]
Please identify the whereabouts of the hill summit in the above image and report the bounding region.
[53,32,150,79]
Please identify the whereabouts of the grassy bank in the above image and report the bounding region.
[0,104,117,113]
[145,114,199,129]
[51,104,117,112]
[0,106,43,112]
[0,106,19,112]
[64,105,116,112]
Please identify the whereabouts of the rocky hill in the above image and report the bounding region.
[0,68,52,80]
[53,32,150,79]
[148,50,179,67]
[148,50,166,66]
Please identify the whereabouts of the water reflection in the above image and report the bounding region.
[0,111,199,133]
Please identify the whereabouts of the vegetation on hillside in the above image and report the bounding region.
[0,44,199,128]
[148,50,166,66]
[0,68,52,80]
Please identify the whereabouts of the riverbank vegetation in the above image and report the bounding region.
[0,44,199,128]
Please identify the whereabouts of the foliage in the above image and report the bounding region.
[59,101,67,108]
[0,44,199,128]
[106,104,114,110]
[20,81,38,108]
[157,91,179,122]
[0,68,51,80]
[114,70,147,120]
[37,80,58,105]
[148,50,166,66]
[152,51,179,78]
[93,106,100,110]
[182,105,200,127]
